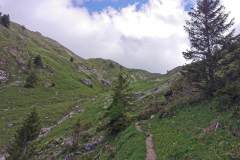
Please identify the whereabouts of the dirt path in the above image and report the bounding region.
[146,132,157,160]
[135,123,157,160]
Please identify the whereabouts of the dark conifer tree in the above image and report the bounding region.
[24,72,38,88]
[70,57,74,63]
[33,55,44,68]
[106,71,131,135]
[183,0,236,95]
[1,14,10,28]
[7,108,41,160]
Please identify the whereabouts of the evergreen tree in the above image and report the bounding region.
[7,108,41,160]
[33,55,43,68]
[24,72,38,88]
[106,71,131,135]
[1,14,10,28]
[183,0,236,95]
[70,57,74,63]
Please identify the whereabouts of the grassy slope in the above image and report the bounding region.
[1,22,239,160]
[0,23,101,146]
[0,22,161,153]
[113,126,146,160]
[149,102,239,160]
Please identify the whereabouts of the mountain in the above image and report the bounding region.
[0,22,163,146]
[0,22,239,160]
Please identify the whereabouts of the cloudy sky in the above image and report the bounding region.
[0,0,239,73]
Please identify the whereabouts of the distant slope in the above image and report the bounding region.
[85,58,162,82]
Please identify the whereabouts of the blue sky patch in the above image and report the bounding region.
[182,0,196,11]
[71,0,149,12]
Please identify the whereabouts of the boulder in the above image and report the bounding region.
[0,70,8,82]
[84,136,104,152]
[0,153,6,160]
[44,82,55,88]
[39,127,52,137]
[6,123,13,128]
[101,79,111,87]
[84,143,97,151]
[81,79,93,87]
[63,137,73,147]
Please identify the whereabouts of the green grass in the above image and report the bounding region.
[0,22,103,147]
[2,21,239,160]
[112,125,146,160]
[148,102,239,160]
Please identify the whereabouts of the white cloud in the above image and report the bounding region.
[222,0,240,32]
[0,0,192,73]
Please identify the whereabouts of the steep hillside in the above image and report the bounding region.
[1,21,239,160]
[0,22,162,149]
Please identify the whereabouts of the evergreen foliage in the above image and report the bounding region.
[0,14,10,28]
[215,42,240,110]
[106,71,131,135]
[24,72,38,88]
[7,108,41,160]
[70,57,74,63]
[183,0,237,95]
[33,55,44,68]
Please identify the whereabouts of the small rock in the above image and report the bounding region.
[84,143,97,151]
[0,153,6,160]
[101,79,111,87]
[15,81,22,85]
[63,137,73,147]
[44,82,55,88]
[6,123,13,128]
[103,106,108,109]
[39,127,51,136]
[81,79,93,87]
[0,70,8,82]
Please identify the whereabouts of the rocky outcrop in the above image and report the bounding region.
[0,70,8,82]
[0,150,7,160]
[84,136,104,152]
[39,106,84,138]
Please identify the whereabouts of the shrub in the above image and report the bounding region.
[70,57,74,62]
[24,72,38,88]
[230,120,240,137]
[109,62,114,68]
[216,82,240,111]
[1,14,10,28]
[105,72,131,136]
[33,55,44,68]
[7,108,41,160]
[106,115,129,136]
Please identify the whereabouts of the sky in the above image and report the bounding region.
[0,0,239,73]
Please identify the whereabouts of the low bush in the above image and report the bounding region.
[24,72,38,88]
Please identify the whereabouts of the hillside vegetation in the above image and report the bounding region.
[1,1,240,158]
